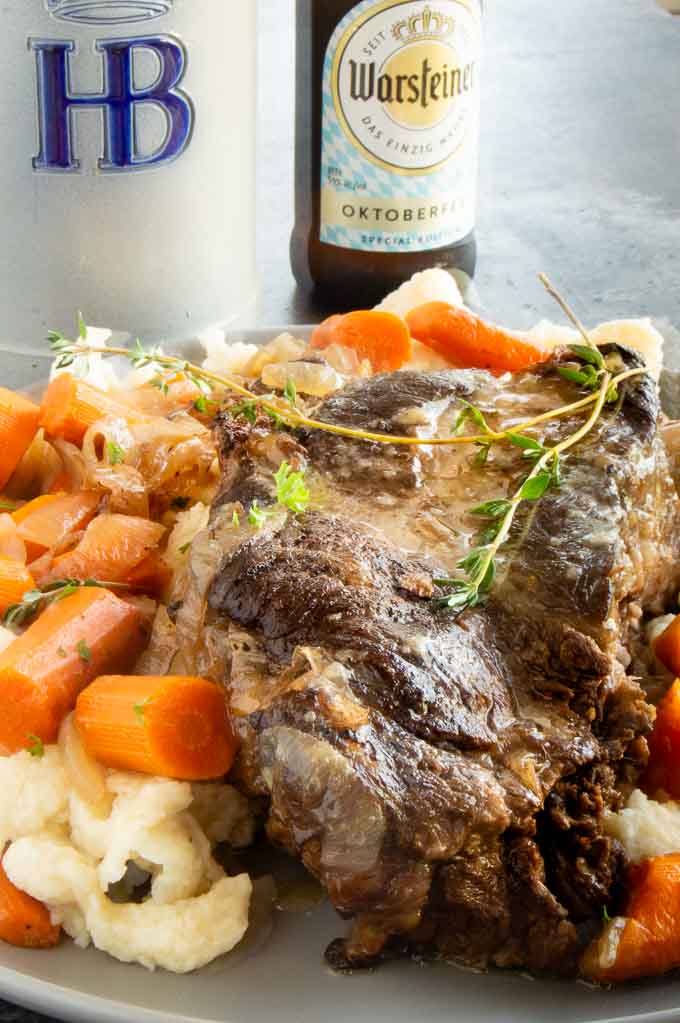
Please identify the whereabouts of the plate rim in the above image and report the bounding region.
[1,331,680,1023]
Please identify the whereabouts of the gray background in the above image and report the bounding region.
[3,0,680,1019]
[258,0,680,329]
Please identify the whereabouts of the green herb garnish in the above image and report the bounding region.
[134,697,153,722]
[248,500,267,529]
[77,639,91,663]
[4,578,121,629]
[284,378,297,406]
[106,441,125,465]
[26,734,44,758]
[274,461,310,514]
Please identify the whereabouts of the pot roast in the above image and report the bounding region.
[178,345,680,975]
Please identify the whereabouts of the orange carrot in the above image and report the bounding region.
[0,560,35,615]
[406,302,551,375]
[12,492,100,563]
[39,374,134,445]
[310,310,413,372]
[642,679,680,798]
[0,515,26,564]
[0,388,41,491]
[36,514,165,587]
[583,853,680,983]
[75,675,238,781]
[654,617,680,678]
[0,860,60,949]
[125,550,171,597]
[0,587,150,752]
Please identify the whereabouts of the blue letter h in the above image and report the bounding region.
[31,36,193,171]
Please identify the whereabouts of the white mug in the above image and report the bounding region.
[0,0,258,348]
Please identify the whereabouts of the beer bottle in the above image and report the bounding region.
[291,0,483,309]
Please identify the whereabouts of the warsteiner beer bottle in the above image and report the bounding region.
[291,0,483,307]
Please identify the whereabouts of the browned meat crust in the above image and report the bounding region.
[181,347,680,976]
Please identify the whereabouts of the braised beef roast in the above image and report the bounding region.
[179,346,680,975]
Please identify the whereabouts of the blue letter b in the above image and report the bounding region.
[31,36,194,172]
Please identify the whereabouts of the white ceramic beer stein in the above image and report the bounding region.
[0,0,258,348]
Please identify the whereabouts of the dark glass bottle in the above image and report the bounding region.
[291,0,482,309]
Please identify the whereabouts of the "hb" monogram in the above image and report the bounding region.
[30,35,193,171]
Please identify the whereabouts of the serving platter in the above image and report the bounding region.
[1,339,680,1023]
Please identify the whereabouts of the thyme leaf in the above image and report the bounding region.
[284,378,297,406]
[248,500,267,528]
[134,697,153,722]
[26,734,44,758]
[77,639,91,662]
[454,399,492,436]
[3,578,127,629]
[274,461,310,514]
[107,441,125,465]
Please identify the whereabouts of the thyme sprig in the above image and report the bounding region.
[435,273,646,614]
[4,578,129,629]
[47,333,630,451]
[435,371,611,613]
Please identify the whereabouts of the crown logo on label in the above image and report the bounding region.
[392,6,455,42]
[45,0,172,24]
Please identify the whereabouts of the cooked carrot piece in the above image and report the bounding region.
[583,853,680,983]
[75,675,238,781]
[654,618,680,678]
[12,492,100,563]
[0,860,59,949]
[39,374,133,446]
[0,388,41,491]
[0,515,26,564]
[36,514,165,587]
[406,302,551,375]
[310,310,413,372]
[0,560,35,615]
[125,550,171,597]
[0,587,150,752]
[642,679,680,798]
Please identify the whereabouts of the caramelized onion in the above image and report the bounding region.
[58,712,112,818]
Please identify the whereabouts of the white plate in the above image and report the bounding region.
[1,341,679,1023]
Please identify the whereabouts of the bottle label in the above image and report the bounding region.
[320,0,481,253]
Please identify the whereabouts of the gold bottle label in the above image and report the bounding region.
[320,0,482,253]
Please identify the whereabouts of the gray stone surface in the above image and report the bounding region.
[3,0,680,1019]
[257,0,680,329]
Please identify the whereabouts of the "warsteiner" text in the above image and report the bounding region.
[348,57,476,108]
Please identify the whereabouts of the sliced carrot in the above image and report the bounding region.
[0,515,26,564]
[75,675,238,781]
[0,860,59,949]
[39,374,133,446]
[12,492,100,563]
[0,388,41,491]
[37,514,165,587]
[583,853,680,983]
[125,550,172,597]
[0,560,35,615]
[406,302,551,375]
[0,587,150,752]
[642,679,680,798]
[654,618,680,678]
[310,310,413,372]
